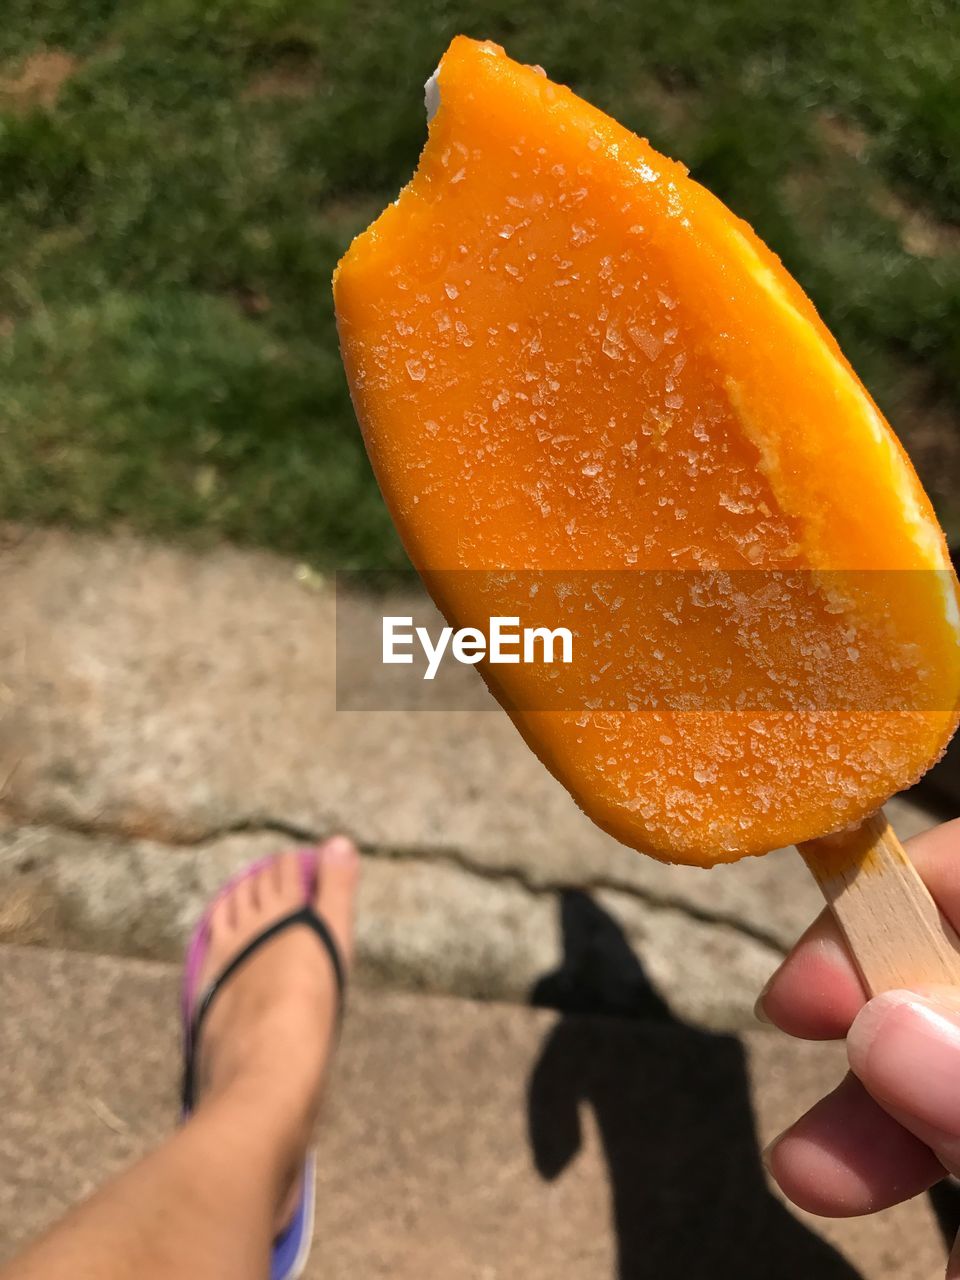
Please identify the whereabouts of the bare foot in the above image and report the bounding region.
[192,836,359,1234]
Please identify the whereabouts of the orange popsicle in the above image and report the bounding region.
[333,37,960,874]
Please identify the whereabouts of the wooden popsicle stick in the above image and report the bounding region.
[799,809,960,997]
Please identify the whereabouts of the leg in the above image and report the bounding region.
[1,837,360,1280]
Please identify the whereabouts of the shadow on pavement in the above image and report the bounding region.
[527,890,862,1279]
[930,1178,960,1256]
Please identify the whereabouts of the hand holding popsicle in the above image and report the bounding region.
[761,818,960,1265]
[333,38,960,988]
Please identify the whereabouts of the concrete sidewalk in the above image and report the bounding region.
[0,944,949,1279]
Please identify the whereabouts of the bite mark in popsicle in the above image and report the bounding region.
[333,36,960,869]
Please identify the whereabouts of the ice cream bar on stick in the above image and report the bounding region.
[333,37,960,994]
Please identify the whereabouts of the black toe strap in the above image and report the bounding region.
[182,906,346,1112]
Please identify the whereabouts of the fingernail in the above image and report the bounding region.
[753,970,778,1025]
[761,1134,782,1175]
[322,834,358,864]
[848,990,960,1134]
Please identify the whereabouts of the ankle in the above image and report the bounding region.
[195,1074,311,1191]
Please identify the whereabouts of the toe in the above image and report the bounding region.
[271,850,308,912]
[315,836,360,968]
[209,895,234,943]
[237,867,262,926]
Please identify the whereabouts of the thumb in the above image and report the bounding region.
[848,989,960,1176]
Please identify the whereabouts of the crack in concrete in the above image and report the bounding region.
[0,807,788,956]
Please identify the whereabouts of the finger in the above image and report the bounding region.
[764,1071,945,1216]
[758,911,866,1039]
[758,816,960,1038]
[900,816,960,926]
[848,989,960,1173]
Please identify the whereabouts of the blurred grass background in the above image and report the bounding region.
[0,0,957,567]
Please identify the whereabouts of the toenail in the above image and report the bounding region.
[323,835,358,864]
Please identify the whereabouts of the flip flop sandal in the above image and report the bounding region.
[181,850,346,1280]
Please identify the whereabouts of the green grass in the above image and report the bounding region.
[0,0,958,565]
